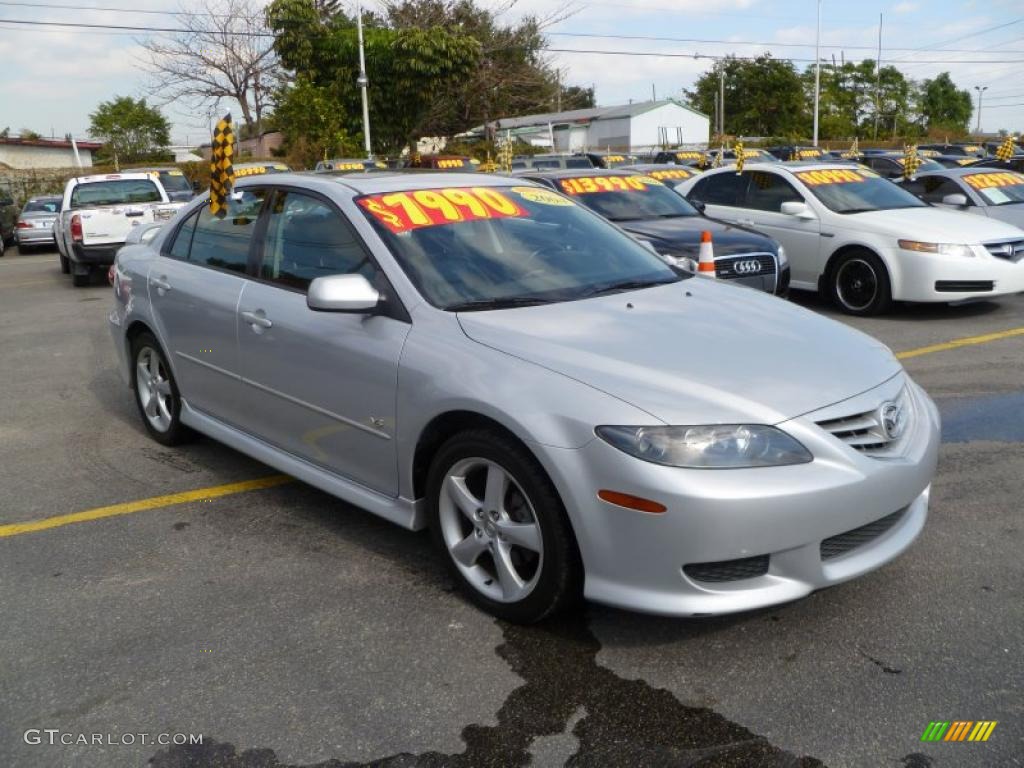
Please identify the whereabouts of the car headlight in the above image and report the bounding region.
[897,240,974,258]
[595,425,813,469]
[776,245,788,267]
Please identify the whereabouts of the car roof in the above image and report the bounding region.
[73,172,158,183]
[512,168,640,180]
[235,171,533,195]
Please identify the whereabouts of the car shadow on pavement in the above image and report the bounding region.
[788,288,1003,322]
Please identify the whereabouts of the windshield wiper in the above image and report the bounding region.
[581,277,676,299]
[445,296,554,312]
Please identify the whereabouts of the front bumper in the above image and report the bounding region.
[891,245,1024,302]
[536,374,940,616]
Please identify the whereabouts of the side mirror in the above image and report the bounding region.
[689,198,706,213]
[192,181,201,193]
[941,193,969,207]
[307,273,381,313]
[781,201,815,219]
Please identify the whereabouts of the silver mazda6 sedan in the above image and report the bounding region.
[109,171,940,623]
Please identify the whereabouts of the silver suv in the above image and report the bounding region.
[110,172,939,622]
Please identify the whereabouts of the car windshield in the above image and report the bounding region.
[23,199,60,213]
[554,175,700,221]
[358,184,684,311]
[793,168,927,213]
[156,172,192,193]
[963,171,1024,206]
[69,179,162,208]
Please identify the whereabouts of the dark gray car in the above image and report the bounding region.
[0,186,17,249]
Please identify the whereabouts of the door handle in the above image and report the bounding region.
[241,310,273,329]
[150,275,171,294]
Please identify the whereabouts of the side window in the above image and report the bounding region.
[693,173,748,206]
[744,171,804,212]
[866,157,897,177]
[166,210,199,260]
[916,177,963,204]
[259,191,376,292]
[189,188,268,273]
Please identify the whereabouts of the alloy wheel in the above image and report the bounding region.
[135,346,174,433]
[438,457,544,603]
[835,258,878,312]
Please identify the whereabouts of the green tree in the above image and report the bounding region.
[805,60,917,140]
[559,85,595,111]
[687,55,807,138]
[918,72,972,133]
[267,0,481,154]
[88,96,170,164]
[273,77,359,166]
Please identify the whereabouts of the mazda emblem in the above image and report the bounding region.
[880,402,906,440]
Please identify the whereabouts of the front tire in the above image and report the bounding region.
[427,429,582,623]
[829,250,893,316]
[131,332,194,446]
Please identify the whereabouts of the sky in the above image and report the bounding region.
[0,0,1022,146]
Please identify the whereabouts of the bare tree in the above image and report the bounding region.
[139,0,277,137]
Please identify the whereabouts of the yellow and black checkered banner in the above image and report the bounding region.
[733,140,745,173]
[712,144,724,168]
[850,137,859,156]
[903,144,922,180]
[996,135,1017,162]
[210,113,235,217]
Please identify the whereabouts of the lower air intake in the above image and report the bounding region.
[820,508,906,561]
[683,554,770,583]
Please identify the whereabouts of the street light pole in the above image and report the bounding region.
[812,0,822,147]
[356,1,372,158]
[974,85,988,134]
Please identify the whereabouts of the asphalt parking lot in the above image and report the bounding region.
[1,245,1022,768]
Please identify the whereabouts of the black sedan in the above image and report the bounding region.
[517,168,789,296]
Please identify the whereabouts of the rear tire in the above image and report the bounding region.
[71,269,90,287]
[130,332,195,446]
[427,428,582,623]
[829,250,893,316]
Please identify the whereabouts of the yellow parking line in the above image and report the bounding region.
[0,475,292,539]
[896,326,1024,360]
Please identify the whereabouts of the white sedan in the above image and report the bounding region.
[678,163,1024,315]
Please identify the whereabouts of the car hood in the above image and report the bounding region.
[457,280,901,425]
[838,206,1024,243]
[618,217,778,257]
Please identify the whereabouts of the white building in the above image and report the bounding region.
[0,137,101,169]
[472,99,711,153]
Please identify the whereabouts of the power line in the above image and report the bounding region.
[548,30,1024,55]
[543,47,1024,65]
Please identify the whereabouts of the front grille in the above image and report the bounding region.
[815,387,912,457]
[984,239,1024,263]
[820,508,906,560]
[935,280,994,292]
[683,554,770,583]
[715,253,777,280]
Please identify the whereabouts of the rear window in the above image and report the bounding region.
[70,179,161,208]
[156,171,192,193]
[23,199,60,213]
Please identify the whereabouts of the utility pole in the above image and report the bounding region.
[974,85,988,133]
[873,13,883,139]
[356,1,372,158]
[812,0,822,146]
[556,69,562,112]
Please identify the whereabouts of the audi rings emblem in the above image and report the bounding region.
[733,260,762,275]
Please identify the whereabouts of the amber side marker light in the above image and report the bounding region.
[597,490,667,514]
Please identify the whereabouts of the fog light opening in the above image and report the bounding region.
[597,490,667,514]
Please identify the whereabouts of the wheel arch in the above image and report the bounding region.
[820,242,896,295]
[124,320,160,388]
[412,410,537,502]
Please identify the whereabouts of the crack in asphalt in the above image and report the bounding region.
[148,613,824,768]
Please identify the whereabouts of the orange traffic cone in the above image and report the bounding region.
[697,230,716,277]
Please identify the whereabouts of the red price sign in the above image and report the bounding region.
[358,187,526,233]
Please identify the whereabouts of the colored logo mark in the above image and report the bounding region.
[921,721,997,742]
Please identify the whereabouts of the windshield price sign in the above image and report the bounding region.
[358,187,525,233]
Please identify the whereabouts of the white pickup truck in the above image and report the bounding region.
[55,172,185,286]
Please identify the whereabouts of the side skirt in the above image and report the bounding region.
[180,400,427,531]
